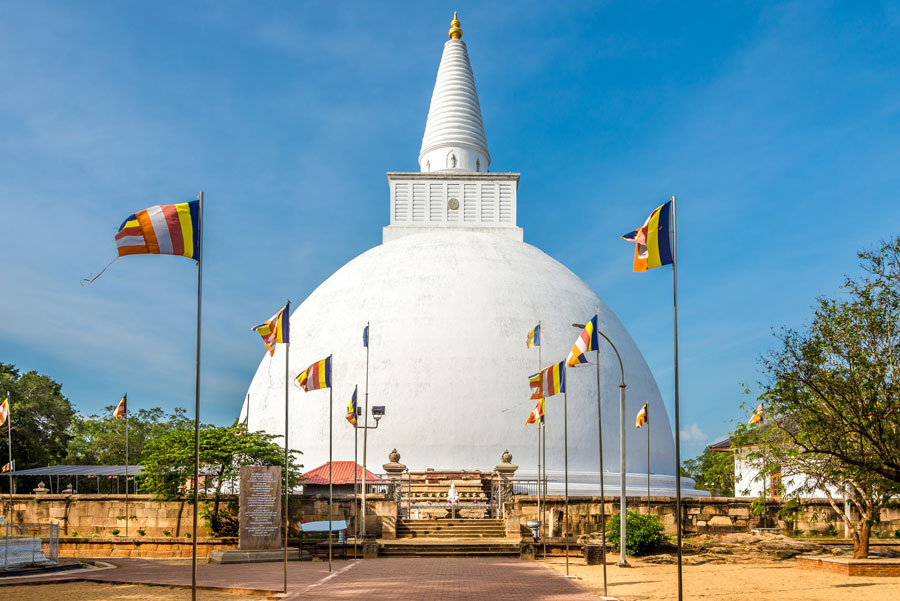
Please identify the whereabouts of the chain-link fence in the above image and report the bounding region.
[2,522,59,569]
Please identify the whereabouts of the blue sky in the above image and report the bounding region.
[2,1,899,461]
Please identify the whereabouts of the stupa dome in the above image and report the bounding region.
[241,14,704,496]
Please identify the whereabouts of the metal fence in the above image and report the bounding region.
[2,522,60,569]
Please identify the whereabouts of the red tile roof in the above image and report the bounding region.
[302,461,380,485]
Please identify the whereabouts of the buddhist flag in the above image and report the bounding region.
[252,302,290,356]
[525,398,545,427]
[236,414,248,436]
[1,460,13,473]
[567,315,599,367]
[526,324,541,348]
[347,386,358,426]
[635,403,648,428]
[114,394,127,419]
[749,403,764,425]
[363,325,369,348]
[529,361,566,399]
[116,200,200,260]
[0,391,9,427]
[297,356,332,392]
[622,199,673,272]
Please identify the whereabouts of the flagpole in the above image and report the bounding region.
[5,395,12,570]
[537,321,543,545]
[191,190,204,601]
[361,323,370,539]
[283,304,290,596]
[671,195,684,601]
[594,342,609,597]
[353,385,359,557]
[647,413,651,514]
[125,403,129,537]
[328,354,334,573]
[563,365,569,576]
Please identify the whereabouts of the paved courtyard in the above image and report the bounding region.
[1,557,598,601]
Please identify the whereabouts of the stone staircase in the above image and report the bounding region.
[396,518,507,539]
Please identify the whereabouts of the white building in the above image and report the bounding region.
[241,14,705,497]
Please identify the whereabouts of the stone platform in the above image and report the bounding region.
[797,555,900,576]
[208,547,301,564]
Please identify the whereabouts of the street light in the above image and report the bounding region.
[573,321,629,571]
[357,404,384,539]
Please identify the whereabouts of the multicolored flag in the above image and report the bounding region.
[635,403,649,428]
[622,199,674,272]
[363,325,369,348]
[529,361,566,399]
[525,397,545,427]
[252,302,290,356]
[0,391,9,427]
[116,200,200,260]
[749,403,764,425]
[297,357,332,392]
[526,324,541,348]
[236,414,248,436]
[114,394,127,419]
[1,460,13,473]
[347,386,358,426]
[567,315,599,367]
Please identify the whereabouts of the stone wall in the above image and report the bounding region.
[506,496,900,537]
[1,493,392,540]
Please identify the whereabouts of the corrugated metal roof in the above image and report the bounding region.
[6,465,144,477]
[302,461,379,485]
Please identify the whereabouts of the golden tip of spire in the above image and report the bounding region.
[449,11,462,40]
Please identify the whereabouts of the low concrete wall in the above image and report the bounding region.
[506,496,900,537]
[57,536,238,558]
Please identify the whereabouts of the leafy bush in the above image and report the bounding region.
[793,529,804,536]
[136,528,146,536]
[827,526,838,537]
[894,529,900,539]
[110,528,120,536]
[184,532,191,538]
[162,530,171,537]
[71,530,78,537]
[606,511,666,556]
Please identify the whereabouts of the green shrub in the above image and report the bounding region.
[894,529,900,539]
[793,529,804,536]
[110,528,120,536]
[162,530,171,537]
[809,528,820,536]
[137,528,146,536]
[605,511,666,556]
[71,530,78,537]
[827,526,838,537]
[184,532,191,538]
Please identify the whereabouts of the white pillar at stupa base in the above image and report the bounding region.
[241,13,707,498]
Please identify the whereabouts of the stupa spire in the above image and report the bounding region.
[418,12,490,173]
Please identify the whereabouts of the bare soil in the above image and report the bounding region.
[1,582,244,601]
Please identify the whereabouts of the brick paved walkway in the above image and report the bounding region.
[0,557,599,600]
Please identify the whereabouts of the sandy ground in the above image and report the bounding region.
[1,582,243,601]
[542,558,900,601]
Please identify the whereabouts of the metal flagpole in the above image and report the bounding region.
[5,392,12,569]
[191,191,204,601]
[361,323,370,539]
[563,365,569,576]
[536,321,543,544]
[647,412,651,514]
[125,400,129,537]
[353,385,359,557]
[328,354,334,573]
[671,195,684,601]
[618,369,628,566]
[593,342,609,597]
[283,305,290,595]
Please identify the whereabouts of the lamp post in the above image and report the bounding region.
[573,322,629,568]
[358,405,384,539]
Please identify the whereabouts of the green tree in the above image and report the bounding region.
[140,420,302,536]
[736,238,900,558]
[66,406,190,465]
[0,363,75,474]
[681,446,735,496]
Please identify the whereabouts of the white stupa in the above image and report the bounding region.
[242,14,705,496]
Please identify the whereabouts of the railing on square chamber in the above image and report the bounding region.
[2,522,60,569]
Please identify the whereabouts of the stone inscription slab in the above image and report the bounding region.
[239,465,282,550]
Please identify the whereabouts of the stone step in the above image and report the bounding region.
[380,544,518,557]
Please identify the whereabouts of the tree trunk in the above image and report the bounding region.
[853,519,871,559]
